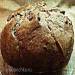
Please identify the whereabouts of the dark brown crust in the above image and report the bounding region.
[1,2,74,72]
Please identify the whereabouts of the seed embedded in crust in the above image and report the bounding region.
[17,13,23,16]
[27,15,33,21]
[37,17,40,21]
[65,20,68,24]
[60,11,65,15]
[7,15,14,21]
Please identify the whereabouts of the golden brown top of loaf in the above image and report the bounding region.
[1,2,74,72]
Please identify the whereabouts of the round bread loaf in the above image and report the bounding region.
[1,2,74,72]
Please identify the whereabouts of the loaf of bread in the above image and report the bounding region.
[1,2,74,72]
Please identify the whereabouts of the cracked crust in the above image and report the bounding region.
[1,2,74,72]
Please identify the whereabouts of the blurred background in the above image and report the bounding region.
[0,0,75,75]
